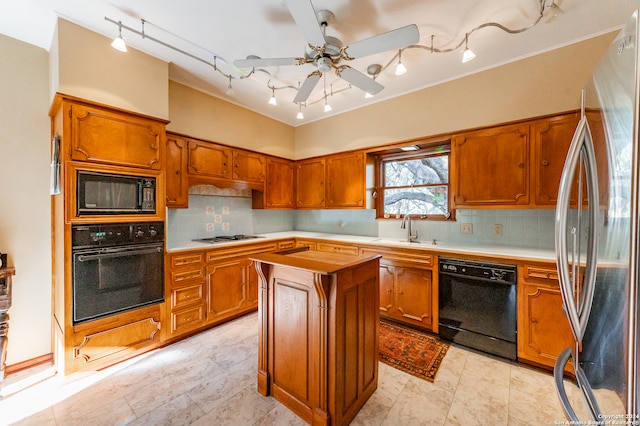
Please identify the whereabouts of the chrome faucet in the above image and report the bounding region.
[400,214,418,243]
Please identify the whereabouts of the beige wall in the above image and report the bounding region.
[168,81,295,158]
[54,19,169,120]
[294,32,616,159]
[0,34,52,365]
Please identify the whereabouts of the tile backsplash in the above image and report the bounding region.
[167,193,557,250]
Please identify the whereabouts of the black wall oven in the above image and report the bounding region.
[72,222,164,324]
[438,257,517,360]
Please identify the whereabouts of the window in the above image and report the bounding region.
[376,143,451,219]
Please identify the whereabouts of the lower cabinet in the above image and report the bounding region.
[361,247,435,331]
[517,263,575,369]
[166,242,277,340]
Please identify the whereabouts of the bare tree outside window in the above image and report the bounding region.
[381,151,450,217]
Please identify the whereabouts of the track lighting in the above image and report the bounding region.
[324,100,332,112]
[268,87,277,105]
[226,76,235,96]
[462,34,475,63]
[296,103,304,120]
[395,50,407,76]
[111,21,127,52]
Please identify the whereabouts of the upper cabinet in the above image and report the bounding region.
[531,113,580,207]
[165,134,189,208]
[232,150,266,183]
[66,101,165,170]
[326,152,366,208]
[452,123,531,208]
[452,113,583,209]
[187,140,232,179]
[295,152,366,209]
[262,157,294,209]
[296,158,326,208]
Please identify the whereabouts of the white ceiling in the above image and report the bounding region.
[1,0,637,126]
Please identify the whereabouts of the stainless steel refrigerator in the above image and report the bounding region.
[554,10,639,421]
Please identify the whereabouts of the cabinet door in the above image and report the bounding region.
[188,140,231,179]
[233,150,266,183]
[532,114,581,206]
[265,157,295,208]
[206,260,246,321]
[296,158,326,208]
[379,264,395,316]
[452,123,530,207]
[394,267,433,328]
[165,134,189,208]
[326,152,365,208]
[518,282,574,368]
[68,102,164,170]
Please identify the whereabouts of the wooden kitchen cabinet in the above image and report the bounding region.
[188,139,231,179]
[165,133,189,208]
[517,263,574,369]
[232,150,265,183]
[262,157,295,209]
[63,99,166,170]
[296,157,326,208]
[326,152,366,208]
[206,259,248,322]
[166,251,207,337]
[532,113,581,206]
[452,123,530,207]
[295,239,317,250]
[361,246,435,331]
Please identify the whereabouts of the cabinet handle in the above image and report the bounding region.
[387,289,392,294]
[398,291,404,295]
[518,162,525,168]
[175,170,181,175]
[542,160,549,166]
[531,318,538,324]
[184,316,193,322]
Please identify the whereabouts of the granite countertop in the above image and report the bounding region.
[167,231,557,263]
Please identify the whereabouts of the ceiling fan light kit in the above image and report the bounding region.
[105,0,563,120]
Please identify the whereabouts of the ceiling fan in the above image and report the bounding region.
[233,0,420,104]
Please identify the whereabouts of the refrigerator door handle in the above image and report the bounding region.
[555,115,600,344]
[554,347,580,421]
[554,347,604,421]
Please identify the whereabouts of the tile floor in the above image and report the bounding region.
[1,312,573,425]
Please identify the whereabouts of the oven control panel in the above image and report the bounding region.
[72,222,164,248]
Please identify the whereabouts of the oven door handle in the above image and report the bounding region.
[76,245,163,262]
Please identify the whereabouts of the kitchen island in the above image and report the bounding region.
[251,248,381,426]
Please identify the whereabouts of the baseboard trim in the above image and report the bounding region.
[5,353,53,375]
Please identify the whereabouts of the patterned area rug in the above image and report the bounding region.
[379,320,449,382]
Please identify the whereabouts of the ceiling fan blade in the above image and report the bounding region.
[344,24,420,59]
[293,72,322,104]
[234,57,304,68]
[337,66,384,96]
[286,0,326,48]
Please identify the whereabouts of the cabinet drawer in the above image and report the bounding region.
[316,242,359,255]
[171,283,205,309]
[523,264,559,282]
[171,268,204,284]
[277,240,295,250]
[170,253,204,268]
[171,304,206,333]
[296,240,317,250]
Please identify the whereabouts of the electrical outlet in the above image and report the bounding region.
[494,224,503,236]
[205,223,215,232]
[461,223,473,234]
[206,206,215,215]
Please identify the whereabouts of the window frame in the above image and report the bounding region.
[374,142,454,221]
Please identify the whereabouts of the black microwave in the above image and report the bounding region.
[77,171,156,215]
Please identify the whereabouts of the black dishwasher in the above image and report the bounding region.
[438,257,517,360]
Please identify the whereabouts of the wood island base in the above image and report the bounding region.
[252,248,380,426]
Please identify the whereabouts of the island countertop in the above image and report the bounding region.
[250,247,382,274]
